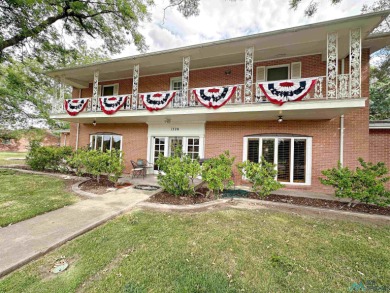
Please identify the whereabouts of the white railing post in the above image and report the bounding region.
[92,70,99,111]
[349,28,361,98]
[244,47,254,103]
[182,56,190,107]
[326,32,338,99]
[132,64,139,110]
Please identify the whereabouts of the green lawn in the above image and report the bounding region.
[0,170,80,227]
[0,151,27,165]
[0,210,389,292]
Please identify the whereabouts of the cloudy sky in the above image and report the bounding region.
[115,0,378,58]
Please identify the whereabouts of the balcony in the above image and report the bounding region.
[51,74,366,123]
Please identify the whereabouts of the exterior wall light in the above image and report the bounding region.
[277,116,283,123]
[225,69,232,75]
[93,120,96,126]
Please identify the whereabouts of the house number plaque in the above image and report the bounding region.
[171,128,179,131]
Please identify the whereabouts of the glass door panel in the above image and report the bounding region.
[293,139,306,183]
[153,137,166,170]
[277,139,291,182]
[169,137,183,157]
[262,139,275,163]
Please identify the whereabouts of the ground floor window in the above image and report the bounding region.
[244,135,312,184]
[90,133,122,151]
[151,136,203,170]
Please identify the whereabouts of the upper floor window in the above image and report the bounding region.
[90,133,122,152]
[101,84,119,96]
[244,135,312,185]
[170,77,182,91]
[267,65,289,81]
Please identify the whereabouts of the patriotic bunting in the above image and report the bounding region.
[142,91,176,111]
[258,78,317,106]
[64,98,89,116]
[99,96,128,115]
[192,86,237,109]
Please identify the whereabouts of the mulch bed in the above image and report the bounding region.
[79,177,117,195]
[147,188,390,216]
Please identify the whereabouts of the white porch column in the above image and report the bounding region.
[244,47,254,103]
[59,75,65,100]
[92,70,99,111]
[326,32,338,99]
[349,28,362,98]
[182,56,190,106]
[132,64,140,109]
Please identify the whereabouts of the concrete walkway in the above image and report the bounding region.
[0,186,156,278]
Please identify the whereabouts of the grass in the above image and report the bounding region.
[0,170,80,227]
[0,210,389,292]
[0,151,27,165]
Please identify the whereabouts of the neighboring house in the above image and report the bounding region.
[57,129,71,147]
[0,130,59,152]
[48,11,390,192]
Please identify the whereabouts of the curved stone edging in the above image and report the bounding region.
[71,179,98,198]
[137,197,390,225]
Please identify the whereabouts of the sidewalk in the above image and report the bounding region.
[0,187,155,278]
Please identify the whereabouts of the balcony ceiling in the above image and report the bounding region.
[46,11,390,88]
[51,99,366,124]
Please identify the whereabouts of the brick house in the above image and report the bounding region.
[0,130,59,152]
[48,12,390,192]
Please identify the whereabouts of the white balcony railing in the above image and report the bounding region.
[51,75,354,114]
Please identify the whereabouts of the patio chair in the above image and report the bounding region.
[131,160,145,178]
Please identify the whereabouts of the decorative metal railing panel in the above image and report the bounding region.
[51,75,361,115]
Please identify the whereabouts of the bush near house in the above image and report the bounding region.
[26,140,72,172]
[26,144,125,183]
[237,157,283,198]
[320,158,390,206]
[68,149,125,183]
[156,147,201,196]
[201,151,235,198]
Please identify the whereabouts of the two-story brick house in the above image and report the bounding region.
[48,11,390,192]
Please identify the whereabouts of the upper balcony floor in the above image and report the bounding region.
[48,11,390,123]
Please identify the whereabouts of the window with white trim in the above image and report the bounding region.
[102,84,119,96]
[244,135,312,184]
[170,77,182,91]
[90,133,122,151]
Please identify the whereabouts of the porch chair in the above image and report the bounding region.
[131,160,145,179]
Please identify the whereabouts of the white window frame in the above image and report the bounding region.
[170,77,182,91]
[90,134,123,151]
[101,83,119,96]
[265,64,290,81]
[242,136,312,185]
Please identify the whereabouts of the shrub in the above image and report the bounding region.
[320,158,390,206]
[26,141,72,171]
[201,151,235,198]
[69,149,125,183]
[156,148,201,197]
[237,158,283,198]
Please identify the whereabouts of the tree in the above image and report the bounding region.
[0,46,108,128]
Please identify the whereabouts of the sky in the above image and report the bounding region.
[114,0,379,58]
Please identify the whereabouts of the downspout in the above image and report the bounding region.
[76,123,80,150]
[340,115,344,166]
[340,58,345,166]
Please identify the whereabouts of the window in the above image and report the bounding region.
[243,135,312,184]
[267,66,289,81]
[1,138,11,145]
[90,133,122,151]
[187,138,200,159]
[102,84,119,96]
[170,77,182,91]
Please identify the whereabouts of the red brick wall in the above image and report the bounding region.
[69,122,148,173]
[0,133,59,152]
[369,129,390,189]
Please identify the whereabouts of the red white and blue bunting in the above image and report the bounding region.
[99,96,128,115]
[192,86,237,109]
[141,91,176,111]
[258,78,317,106]
[64,98,89,116]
